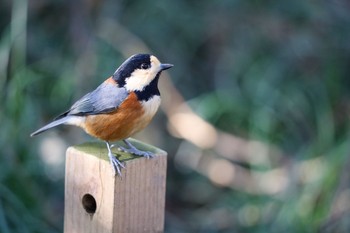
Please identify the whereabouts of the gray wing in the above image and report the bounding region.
[56,82,128,119]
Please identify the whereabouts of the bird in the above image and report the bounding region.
[31,54,173,176]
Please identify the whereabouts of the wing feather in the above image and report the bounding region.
[56,82,128,119]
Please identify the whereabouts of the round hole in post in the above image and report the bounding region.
[82,194,97,214]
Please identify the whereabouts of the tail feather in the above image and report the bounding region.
[30,117,70,137]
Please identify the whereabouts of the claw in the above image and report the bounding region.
[119,139,155,159]
[105,141,125,176]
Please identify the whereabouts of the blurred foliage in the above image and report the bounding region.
[1,0,350,232]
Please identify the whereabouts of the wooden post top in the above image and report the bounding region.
[64,139,167,233]
[71,138,167,162]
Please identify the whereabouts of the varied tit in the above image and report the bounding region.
[31,54,173,176]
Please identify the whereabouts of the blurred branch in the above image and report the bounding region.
[68,0,90,55]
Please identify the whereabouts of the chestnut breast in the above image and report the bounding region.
[83,92,160,141]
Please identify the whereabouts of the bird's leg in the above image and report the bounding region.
[105,141,125,176]
[118,139,155,159]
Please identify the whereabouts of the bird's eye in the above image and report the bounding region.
[141,63,150,69]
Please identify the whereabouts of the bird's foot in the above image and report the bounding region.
[118,139,155,159]
[105,141,125,176]
[107,151,125,176]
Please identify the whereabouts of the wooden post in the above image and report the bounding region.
[64,138,167,233]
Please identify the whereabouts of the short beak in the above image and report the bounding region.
[160,63,174,71]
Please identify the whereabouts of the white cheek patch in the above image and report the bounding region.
[124,59,161,91]
[124,69,152,91]
[141,95,161,119]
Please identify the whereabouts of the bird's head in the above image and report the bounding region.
[113,54,173,92]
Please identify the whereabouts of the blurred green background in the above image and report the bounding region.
[1,0,350,232]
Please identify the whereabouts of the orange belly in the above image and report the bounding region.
[82,93,153,141]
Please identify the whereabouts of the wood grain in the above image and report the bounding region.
[64,139,167,233]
